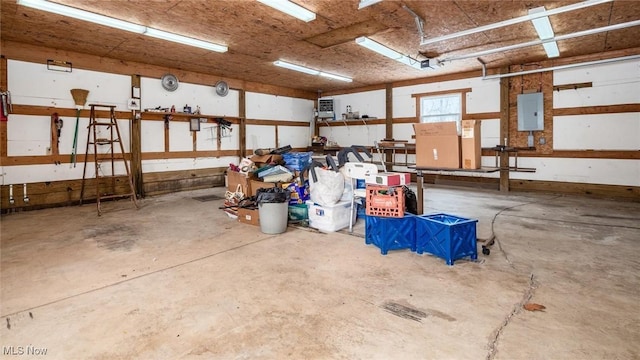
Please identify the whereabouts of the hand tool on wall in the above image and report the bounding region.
[70,89,89,168]
[0,91,11,121]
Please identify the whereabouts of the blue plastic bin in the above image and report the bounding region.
[283,152,312,171]
[365,214,416,255]
[415,213,478,265]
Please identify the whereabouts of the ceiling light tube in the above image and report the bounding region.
[441,20,640,63]
[482,54,640,80]
[319,72,353,82]
[257,0,316,22]
[144,28,228,52]
[358,0,383,10]
[421,0,612,45]
[356,36,423,70]
[529,6,559,58]
[274,60,319,75]
[274,61,352,82]
[17,0,146,33]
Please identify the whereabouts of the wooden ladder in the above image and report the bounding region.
[80,104,138,215]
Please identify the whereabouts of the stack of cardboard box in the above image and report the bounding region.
[413,120,481,170]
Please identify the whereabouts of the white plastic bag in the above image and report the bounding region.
[309,167,345,206]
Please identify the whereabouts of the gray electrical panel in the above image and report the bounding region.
[517,92,544,131]
[318,98,334,119]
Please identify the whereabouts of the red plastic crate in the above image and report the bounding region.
[365,185,404,218]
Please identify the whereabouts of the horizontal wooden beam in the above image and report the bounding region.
[411,88,473,98]
[510,179,639,200]
[2,41,317,100]
[553,82,592,92]
[554,104,640,116]
[480,149,639,159]
[11,104,131,119]
[463,112,501,120]
[140,150,238,160]
[141,112,241,123]
[246,119,310,126]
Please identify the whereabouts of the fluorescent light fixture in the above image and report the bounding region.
[529,7,560,58]
[274,60,319,75]
[17,0,228,53]
[144,28,228,52]
[358,0,383,10]
[319,72,353,83]
[257,0,316,22]
[17,0,146,33]
[355,36,423,70]
[274,60,352,82]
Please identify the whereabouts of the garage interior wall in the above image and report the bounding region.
[1,54,638,211]
[320,58,639,196]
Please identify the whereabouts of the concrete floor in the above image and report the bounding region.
[1,185,639,359]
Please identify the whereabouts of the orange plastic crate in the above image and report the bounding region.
[365,184,404,218]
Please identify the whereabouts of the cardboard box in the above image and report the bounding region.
[227,170,251,195]
[414,122,460,169]
[461,120,482,169]
[250,154,282,167]
[238,207,259,226]
[250,179,276,196]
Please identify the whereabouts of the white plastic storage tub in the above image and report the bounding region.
[306,200,353,233]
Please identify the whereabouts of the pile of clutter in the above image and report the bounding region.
[222,146,312,225]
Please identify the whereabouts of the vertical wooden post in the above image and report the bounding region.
[238,89,246,158]
[130,74,144,197]
[385,83,393,165]
[499,68,510,192]
[0,55,8,159]
[313,99,320,139]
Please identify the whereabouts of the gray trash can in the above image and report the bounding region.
[256,187,290,234]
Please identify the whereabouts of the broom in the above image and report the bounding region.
[70,89,89,167]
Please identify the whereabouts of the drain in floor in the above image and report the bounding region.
[192,194,225,202]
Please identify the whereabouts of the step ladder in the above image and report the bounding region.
[80,104,138,215]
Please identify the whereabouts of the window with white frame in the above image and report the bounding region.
[419,93,462,134]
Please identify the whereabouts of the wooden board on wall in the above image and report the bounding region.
[143,168,226,196]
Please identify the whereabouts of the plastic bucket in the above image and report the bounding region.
[258,202,288,234]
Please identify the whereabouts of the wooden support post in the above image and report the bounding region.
[385,83,393,166]
[499,68,510,192]
[239,89,246,157]
[130,75,144,197]
[1,55,8,159]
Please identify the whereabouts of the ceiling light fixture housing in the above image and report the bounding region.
[274,60,352,82]
[355,36,425,71]
[257,0,316,22]
[528,6,560,58]
[17,0,228,53]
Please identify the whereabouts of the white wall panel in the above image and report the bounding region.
[393,123,416,142]
[141,157,238,173]
[319,123,385,147]
[481,119,501,148]
[8,60,130,110]
[140,78,239,117]
[141,121,165,153]
[246,93,313,121]
[277,126,311,148]
[169,122,194,152]
[1,162,127,185]
[553,113,640,150]
[553,59,640,107]
[509,158,639,186]
[7,115,51,156]
[247,125,276,150]
[327,90,386,120]
[393,77,497,118]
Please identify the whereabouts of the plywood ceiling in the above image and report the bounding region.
[1,0,639,93]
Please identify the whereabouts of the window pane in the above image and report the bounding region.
[419,93,462,134]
